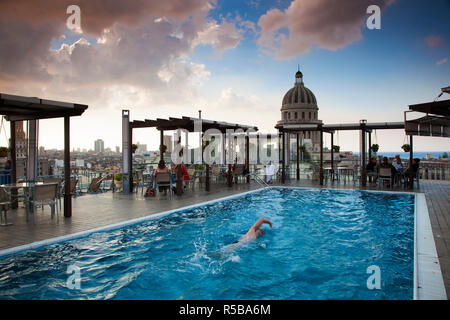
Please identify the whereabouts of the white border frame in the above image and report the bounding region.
[0,186,446,300]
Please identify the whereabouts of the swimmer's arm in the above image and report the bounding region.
[251,218,273,231]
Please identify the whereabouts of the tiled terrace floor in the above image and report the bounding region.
[0,178,448,297]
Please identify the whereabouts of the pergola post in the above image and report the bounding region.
[122,110,130,194]
[296,132,300,180]
[330,132,334,178]
[9,120,17,209]
[409,135,414,189]
[246,134,250,183]
[368,131,372,159]
[361,120,367,187]
[64,116,72,217]
[176,163,182,195]
[319,127,323,186]
[160,130,164,161]
[129,127,133,192]
[205,163,210,191]
[281,131,286,184]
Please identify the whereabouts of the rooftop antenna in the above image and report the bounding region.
[198,110,202,119]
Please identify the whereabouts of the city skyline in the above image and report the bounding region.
[0,0,449,152]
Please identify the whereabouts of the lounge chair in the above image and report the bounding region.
[0,187,12,226]
[88,176,104,194]
[42,177,62,211]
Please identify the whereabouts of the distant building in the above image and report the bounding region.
[14,121,27,158]
[276,69,323,161]
[136,142,147,154]
[94,139,104,153]
[115,146,120,153]
[163,135,173,153]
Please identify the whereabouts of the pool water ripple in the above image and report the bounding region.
[0,188,414,299]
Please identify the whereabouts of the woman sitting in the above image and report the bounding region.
[365,156,378,184]
[154,160,170,196]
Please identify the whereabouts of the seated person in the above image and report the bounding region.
[392,155,404,174]
[405,158,420,184]
[243,162,250,176]
[154,160,170,195]
[365,156,378,183]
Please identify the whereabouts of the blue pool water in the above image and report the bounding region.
[0,188,415,300]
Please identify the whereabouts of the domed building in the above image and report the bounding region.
[276,70,322,159]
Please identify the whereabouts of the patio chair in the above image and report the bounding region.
[185,168,195,190]
[0,187,12,226]
[378,168,393,189]
[42,177,62,213]
[233,165,244,183]
[28,183,59,222]
[155,172,172,198]
[211,166,222,184]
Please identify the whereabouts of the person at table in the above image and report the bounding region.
[243,162,250,177]
[404,158,420,185]
[1,160,11,185]
[154,160,170,196]
[265,161,275,183]
[392,155,404,173]
[365,156,378,183]
[174,162,190,192]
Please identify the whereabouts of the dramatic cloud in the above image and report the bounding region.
[436,58,448,66]
[257,0,394,59]
[0,0,245,109]
[424,35,445,48]
[196,19,243,57]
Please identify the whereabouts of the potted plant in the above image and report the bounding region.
[401,144,411,152]
[113,172,127,191]
[371,144,379,153]
[131,144,138,153]
[160,145,167,153]
[0,147,8,158]
[332,145,340,152]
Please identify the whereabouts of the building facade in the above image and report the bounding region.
[94,139,105,153]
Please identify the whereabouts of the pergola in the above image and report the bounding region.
[276,121,405,187]
[122,110,258,194]
[0,93,88,217]
[404,97,450,187]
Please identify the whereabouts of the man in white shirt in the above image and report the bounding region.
[265,161,275,183]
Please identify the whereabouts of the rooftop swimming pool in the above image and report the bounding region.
[0,187,416,299]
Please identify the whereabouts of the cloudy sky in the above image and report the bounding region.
[0,0,449,152]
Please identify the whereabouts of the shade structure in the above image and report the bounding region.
[405,99,450,138]
[0,93,88,218]
[0,93,88,121]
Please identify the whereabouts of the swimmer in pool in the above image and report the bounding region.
[234,218,273,244]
